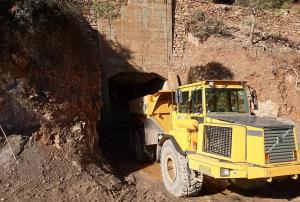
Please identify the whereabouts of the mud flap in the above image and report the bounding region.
[157,135,185,162]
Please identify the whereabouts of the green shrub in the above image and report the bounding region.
[235,0,293,9]
[2,0,81,31]
[267,32,290,43]
[263,0,292,8]
[212,0,235,4]
[235,0,252,7]
[186,10,230,42]
[92,1,118,20]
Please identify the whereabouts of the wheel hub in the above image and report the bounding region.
[166,155,176,183]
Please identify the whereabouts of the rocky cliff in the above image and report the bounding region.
[0,0,102,164]
[173,1,300,141]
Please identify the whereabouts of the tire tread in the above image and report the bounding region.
[160,140,203,197]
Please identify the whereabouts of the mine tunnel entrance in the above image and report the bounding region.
[101,72,166,169]
[109,72,166,130]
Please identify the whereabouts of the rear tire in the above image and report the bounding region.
[160,140,203,197]
[133,128,155,162]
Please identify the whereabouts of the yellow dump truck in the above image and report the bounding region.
[129,80,300,197]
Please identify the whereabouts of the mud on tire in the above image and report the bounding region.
[160,140,203,197]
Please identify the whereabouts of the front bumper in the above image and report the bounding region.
[247,164,300,179]
[188,154,300,179]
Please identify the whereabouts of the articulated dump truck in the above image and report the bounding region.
[129,80,300,197]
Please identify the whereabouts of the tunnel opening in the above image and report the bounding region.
[100,72,166,172]
[109,72,166,129]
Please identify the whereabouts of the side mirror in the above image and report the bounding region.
[247,85,259,111]
[175,89,183,104]
[251,90,259,110]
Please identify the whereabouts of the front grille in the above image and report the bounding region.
[203,126,232,158]
[264,127,296,164]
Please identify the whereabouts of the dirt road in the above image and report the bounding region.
[105,135,300,202]
[138,162,300,202]
[1,135,300,202]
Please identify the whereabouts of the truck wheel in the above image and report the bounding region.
[230,179,266,190]
[134,128,155,162]
[160,140,203,197]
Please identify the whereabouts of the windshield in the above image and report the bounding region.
[206,88,249,113]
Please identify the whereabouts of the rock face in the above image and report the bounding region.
[0,0,102,163]
[175,37,300,143]
[173,1,300,65]
[172,1,300,144]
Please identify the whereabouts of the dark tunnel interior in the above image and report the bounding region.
[100,72,166,163]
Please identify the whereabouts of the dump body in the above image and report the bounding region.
[129,90,173,145]
[129,80,300,181]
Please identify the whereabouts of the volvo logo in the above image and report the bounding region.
[278,136,284,144]
[267,129,292,153]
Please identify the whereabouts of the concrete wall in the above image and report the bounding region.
[93,0,174,133]
[97,0,173,79]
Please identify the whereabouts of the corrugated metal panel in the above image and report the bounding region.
[203,126,232,158]
[264,127,296,164]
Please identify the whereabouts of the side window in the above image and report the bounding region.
[191,90,203,113]
[237,90,247,113]
[230,91,238,112]
[178,91,189,113]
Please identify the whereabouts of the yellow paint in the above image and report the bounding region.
[247,165,300,179]
[231,126,247,162]
[169,129,190,151]
[247,127,265,166]
[188,153,248,178]
[176,119,199,130]
[188,132,198,152]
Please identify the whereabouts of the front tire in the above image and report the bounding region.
[160,140,203,197]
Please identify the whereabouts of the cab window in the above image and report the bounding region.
[206,88,249,113]
[178,91,189,113]
[191,90,203,113]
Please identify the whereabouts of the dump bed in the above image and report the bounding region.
[129,90,174,133]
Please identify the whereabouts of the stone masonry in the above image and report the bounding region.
[97,0,173,79]
[173,0,300,67]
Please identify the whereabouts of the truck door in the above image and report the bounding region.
[190,89,204,123]
[189,89,203,152]
[172,89,203,152]
[171,90,191,151]
[176,91,190,120]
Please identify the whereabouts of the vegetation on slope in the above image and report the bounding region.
[0,0,101,163]
[186,10,230,42]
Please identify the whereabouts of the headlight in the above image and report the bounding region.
[220,168,230,177]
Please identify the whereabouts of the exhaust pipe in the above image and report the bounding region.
[267,177,272,183]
